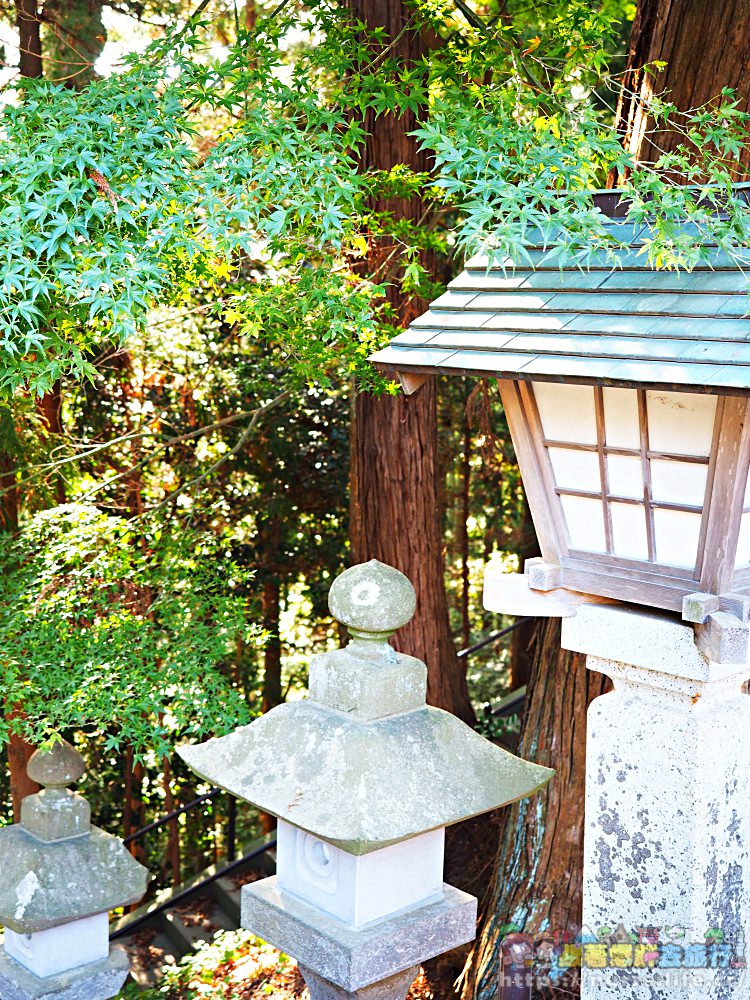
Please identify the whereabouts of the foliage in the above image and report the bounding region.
[2,1,750,398]
[2,0,750,898]
[0,503,258,755]
[117,929,292,999]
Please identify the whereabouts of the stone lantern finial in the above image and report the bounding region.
[328,559,416,642]
[21,740,91,844]
[27,740,86,788]
[0,740,149,999]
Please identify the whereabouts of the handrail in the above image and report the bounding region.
[457,617,533,659]
[110,836,277,940]
[124,789,221,845]
[124,787,238,864]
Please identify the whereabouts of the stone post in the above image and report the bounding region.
[0,740,149,1000]
[179,560,554,1000]
[562,604,750,999]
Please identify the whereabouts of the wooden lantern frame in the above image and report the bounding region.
[499,378,750,614]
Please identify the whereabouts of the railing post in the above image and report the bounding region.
[227,794,237,863]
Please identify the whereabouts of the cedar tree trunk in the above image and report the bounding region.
[348,0,475,725]
[465,621,609,1000]
[610,0,750,182]
[16,0,42,78]
[261,578,283,714]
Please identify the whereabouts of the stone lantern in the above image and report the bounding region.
[179,560,553,1000]
[0,740,149,1000]
[370,196,750,998]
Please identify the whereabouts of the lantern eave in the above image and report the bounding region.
[177,701,553,855]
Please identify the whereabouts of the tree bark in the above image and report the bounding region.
[609,0,750,182]
[0,407,20,534]
[509,500,540,691]
[16,0,42,79]
[347,0,475,726]
[162,758,181,886]
[459,411,472,651]
[261,579,283,715]
[464,620,609,1000]
[7,728,39,822]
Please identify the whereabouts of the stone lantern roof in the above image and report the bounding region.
[179,560,553,855]
[370,187,750,395]
[0,740,149,934]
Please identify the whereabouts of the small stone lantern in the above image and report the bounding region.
[0,740,149,1000]
[179,560,553,1000]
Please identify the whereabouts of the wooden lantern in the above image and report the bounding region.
[371,191,750,619]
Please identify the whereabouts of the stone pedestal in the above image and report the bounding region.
[298,964,420,1000]
[0,946,130,1000]
[563,605,750,1000]
[242,877,476,992]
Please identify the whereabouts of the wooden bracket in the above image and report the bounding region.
[685,592,750,626]
[719,592,750,623]
[694,611,750,665]
[525,558,563,592]
[397,371,429,396]
[682,592,721,624]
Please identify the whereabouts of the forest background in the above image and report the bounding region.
[1,0,750,997]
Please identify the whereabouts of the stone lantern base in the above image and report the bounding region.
[562,604,750,1000]
[299,964,420,1000]
[242,877,476,996]
[0,946,130,1000]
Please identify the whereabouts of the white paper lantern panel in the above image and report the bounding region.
[533,382,597,444]
[646,391,717,457]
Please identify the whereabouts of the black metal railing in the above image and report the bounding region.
[110,835,276,941]
[457,616,533,659]
[124,788,238,863]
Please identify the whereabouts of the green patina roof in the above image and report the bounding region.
[371,211,750,393]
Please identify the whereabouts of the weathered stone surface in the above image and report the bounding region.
[21,790,91,843]
[328,561,416,640]
[0,826,149,932]
[242,877,476,990]
[276,822,444,927]
[0,946,129,1000]
[695,611,750,665]
[179,701,553,854]
[308,646,427,721]
[562,605,750,1000]
[563,603,750,681]
[179,559,553,853]
[21,742,92,843]
[580,966,748,1000]
[27,743,86,789]
[299,964,419,1000]
[5,913,109,979]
